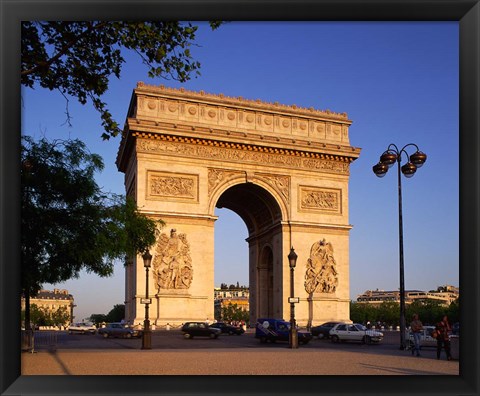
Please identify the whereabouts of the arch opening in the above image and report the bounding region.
[216,183,283,236]
[215,183,284,323]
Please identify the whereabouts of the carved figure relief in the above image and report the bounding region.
[153,229,193,292]
[208,168,242,196]
[299,186,341,213]
[257,173,290,204]
[138,139,350,175]
[148,171,198,201]
[304,239,338,294]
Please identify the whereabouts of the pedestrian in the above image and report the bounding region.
[435,315,452,360]
[409,313,423,356]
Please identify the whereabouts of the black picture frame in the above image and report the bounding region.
[1,1,478,395]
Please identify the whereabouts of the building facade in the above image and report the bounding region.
[21,288,75,323]
[356,285,459,306]
[213,288,250,321]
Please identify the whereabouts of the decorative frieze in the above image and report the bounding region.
[304,239,338,294]
[147,170,198,202]
[208,168,243,197]
[299,186,342,214]
[256,173,290,204]
[135,84,351,144]
[153,229,193,291]
[137,138,350,175]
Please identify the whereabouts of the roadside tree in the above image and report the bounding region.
[21,137,162,330]
[88,314,108,327]
[221,303,249,323]
[22,21,222,140]
[106,304,126,323]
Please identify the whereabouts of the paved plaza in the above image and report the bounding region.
[21,330,459,375]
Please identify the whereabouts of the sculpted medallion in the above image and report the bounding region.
[304,239,338,294]
[153,229,193,291]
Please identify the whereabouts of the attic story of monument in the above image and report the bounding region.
[116,83,361,326]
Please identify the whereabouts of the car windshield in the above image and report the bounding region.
[354,324,367,331]
[277,322,291,330]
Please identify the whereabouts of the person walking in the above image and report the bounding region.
[435,315,452,360]
[409,313,423,356]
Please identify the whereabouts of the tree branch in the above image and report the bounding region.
[21,21,109,77]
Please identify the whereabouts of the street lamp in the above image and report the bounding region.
[141,250,152,350]
[288,247,298,349]
[372,143,427,350]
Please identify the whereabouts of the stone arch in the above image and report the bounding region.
[117,84,360,327]
[258,244,275,318]
[212,183,285,322]
[207,172,290,222]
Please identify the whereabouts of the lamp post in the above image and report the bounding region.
[141,250,152,350]
[288,247,299,349]
[372,143,427,350]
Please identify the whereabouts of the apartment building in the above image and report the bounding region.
[213,287,249,320]
[21,288,75,322]
[356,285,459,306]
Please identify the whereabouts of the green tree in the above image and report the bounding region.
[446,298,459,323]
[350,301,378,325]
[30,304,49,327]
[88,314,107,326]
[21,136,162,330]
[106,304,126,323]
[21,21,222,140]
[221,303,249,323]
[376,301,400,327]
[51,306,71,328]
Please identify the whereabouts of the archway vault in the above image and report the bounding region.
[117,83,361,327]
[209,175,287,229]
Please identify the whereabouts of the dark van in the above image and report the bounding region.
[255,318,312,344]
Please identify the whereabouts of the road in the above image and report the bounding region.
[21,330,459,375]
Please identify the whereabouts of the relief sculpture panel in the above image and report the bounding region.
[208,168,243,197]
[304,239,339,294]
[137,139,350,175]
[147,171,198,202]
[256,173,290,204]
[153,229,193,292]
[299,186,341,214]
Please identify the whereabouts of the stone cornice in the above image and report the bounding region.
[135,82,351,123]
[117,84,361,172]
[133,131,357,164]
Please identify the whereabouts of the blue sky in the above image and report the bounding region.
[22,22,459,322]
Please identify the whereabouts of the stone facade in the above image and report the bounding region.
[117,83,361,326]
[21,289,75,323]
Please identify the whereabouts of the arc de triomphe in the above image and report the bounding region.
[116,83,361,327]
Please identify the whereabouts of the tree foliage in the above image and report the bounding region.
[350,298,460,327]
[105,304,126,323]
[88,313,108,326]
[21,136,163,327]
[88,304,125,324]
[220,303,249,323]
[21,304,70,328]
[21,21,222,140]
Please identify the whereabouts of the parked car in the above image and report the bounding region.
[255,318,312,345]
[407,325,438,349]
[209,322,245,335]
[311,321,341,339]
[329,323,383,344]
[68,322,97,335]
[181,322,221,339]
[97,322,143,339]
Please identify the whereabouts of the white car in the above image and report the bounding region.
[407,325,437,349]
[68,322,97,335]
[329,323,383,344]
